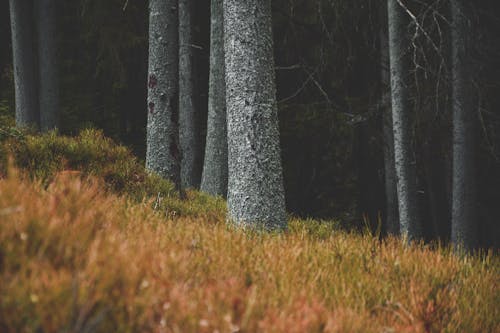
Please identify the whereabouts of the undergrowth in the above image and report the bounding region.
[0,170,498,332]
[0,119,225,221]
[0,119,498,332]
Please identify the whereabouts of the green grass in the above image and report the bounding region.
[0,118,225,221]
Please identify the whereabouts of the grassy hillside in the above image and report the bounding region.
[0,123,498,332]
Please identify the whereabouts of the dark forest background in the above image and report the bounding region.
[0,0,499,248]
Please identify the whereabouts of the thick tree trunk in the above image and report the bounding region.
[36,0,59,131]
[451,0,476,250]
[380,2,399,236]
[387,0,421,240]
[9,0,39,129]
[223,0,287,230]
[179,0,202,189]
[200,0,228,197]
[146,0,181,188]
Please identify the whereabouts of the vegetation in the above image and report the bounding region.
[1,0,498,330]
[2,0,499,245]
[0,118,224,221]
[0,120,498,332]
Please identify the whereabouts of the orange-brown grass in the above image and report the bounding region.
[0,171,498,333]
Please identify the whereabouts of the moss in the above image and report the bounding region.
[0,118,224,219]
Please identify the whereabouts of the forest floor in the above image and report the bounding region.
[0,119,498,332]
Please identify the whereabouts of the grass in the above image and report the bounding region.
[0,120,225,222]
[0,121,498,332]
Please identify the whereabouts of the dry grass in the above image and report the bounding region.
[0,168,498,333]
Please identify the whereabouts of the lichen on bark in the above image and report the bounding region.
[387,0,422,240]
[201,0,228,197]
[146,0,181,189]
[223,0,287,230]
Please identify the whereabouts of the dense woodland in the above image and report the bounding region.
[0,1,499,331]
[1,0,499,250]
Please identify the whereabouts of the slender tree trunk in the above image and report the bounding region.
[36,0,59,131]
[387,0,421,240]
[179,0,202,189]
[223,0,287,230]
[380,2,399,235]
[201,0,227,197]
[383,107,399,235]
[451,0,476,250]
[9,0,39,129]
[146,0,181,189]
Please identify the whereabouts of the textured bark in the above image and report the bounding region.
[9,0,39,129]
[387,0,421,239]
[451,0,477,250]
[146,0,181,188]
[380,2,399,235]
[36,0,59,131]
[223,0,287,230]
[179,0,202,189]
[200,0,228,197]
[381,44,399,235]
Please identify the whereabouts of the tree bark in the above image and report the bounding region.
[380,2,399,236]
[36,0,59,131]
[179,0,202,189]
[223,0,287,230]
[146,0,181,189]
[9,0,39,129]
[451,0,477,250]
[387,0,421,240]
[200,0,228,197]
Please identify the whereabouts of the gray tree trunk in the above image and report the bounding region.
[223,0,287,230]
[9,0,39,129]
[380,12,399,236]
[146,0,181,189]
[451,0,476,250]
[200,0,228,197]
[36,0,59,131]
[387,0,421,240]
[179,0,202,189]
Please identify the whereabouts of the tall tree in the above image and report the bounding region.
[146,0,181,188]
[380,2,399,235]
[451,0,477,250]
[179,0,202,189]
[381,46,399,236]
[223,0,287,229]
[9,0,39,129]
[36,0,59,131]
[387,0,421,239]
[201,0,227,197]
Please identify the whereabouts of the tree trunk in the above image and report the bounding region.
[146,0,181,189]
[223,0,287,230]
[36,0,59,131]
[451,0,477,250]
[380,2,399,236]
[179,0,202,189]
[9,0,39,129]
[387,0,421,240]
[200,0,227,197]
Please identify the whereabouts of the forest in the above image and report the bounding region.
[0,0,499,332]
